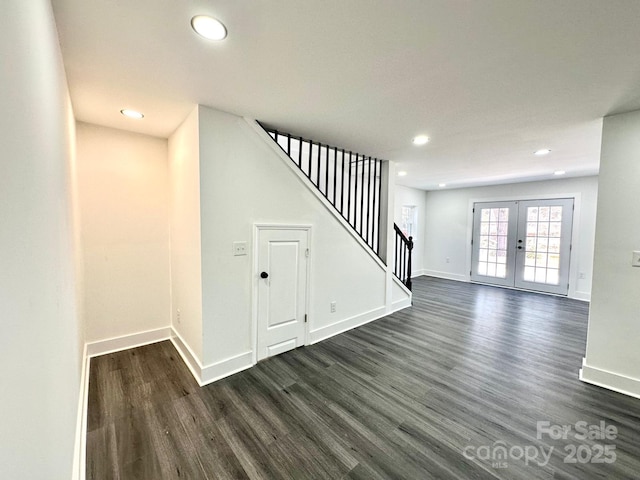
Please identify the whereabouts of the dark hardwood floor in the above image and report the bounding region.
[87,276,640,479]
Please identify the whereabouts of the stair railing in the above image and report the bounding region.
[261,124,385,258]
[394,224,413,290]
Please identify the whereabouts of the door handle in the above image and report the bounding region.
[260,271,269,279]
[517,246,523,250]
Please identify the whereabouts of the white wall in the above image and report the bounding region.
[76,123,171,343]
[0,1,82,478]
[395,185,428,275]
[168,107,204,361]
[195,106,390,369]
[582,110,640,398]
[423,176,598,300]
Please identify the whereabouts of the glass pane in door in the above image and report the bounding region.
[477,207,510,278]
[523,206,561,285]
[471,201,518,287]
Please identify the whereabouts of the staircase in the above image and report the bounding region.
[260,123,413,290]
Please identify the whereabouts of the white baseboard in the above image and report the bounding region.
[392,297,412,311]
[72,344,89,480]
[169,328,204,385]
[412,269,428,277]
[422,269,469,282]
[200,351,254,386]
[572,291,591,302]
[579,359,640,400]
[309,306,386,344]
[86,326,172,357]
[169,328,254,386]
[423,270,591,301]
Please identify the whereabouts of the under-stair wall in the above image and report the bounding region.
[168,105,411,384]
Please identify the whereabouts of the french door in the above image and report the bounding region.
[471,199,574,295]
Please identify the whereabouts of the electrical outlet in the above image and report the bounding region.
[446,257,450,264]
[233,241,248,256]
[176,308,181,324]
[330,301,336,313]
[579,272,586,279]
[633,251,640,267]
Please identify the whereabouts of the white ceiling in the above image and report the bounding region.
[51,0,640,190]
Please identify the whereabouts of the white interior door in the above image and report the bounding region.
[256,227,309,361]
[471,199,574,295]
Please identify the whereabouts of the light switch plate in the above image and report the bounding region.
[233,241,248,256]
[633,251,640,267]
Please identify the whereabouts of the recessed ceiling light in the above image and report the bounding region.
[554,170,566,176]
[535,149,551,156]
[438,183,446,188]
[120,109,144,119]
[413,135,430,146]
[191,15,227,40]
[398,171,407,176]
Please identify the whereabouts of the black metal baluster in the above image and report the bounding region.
[333,147,338,209]
[359,155,365,236]
[400,229,403,279]
[347,152,353,226]
[398,238,402,280]
[354,155,359,230]
[399,233,404,282]
[309,140,313,180]
[308,140,314,185]
[340,149,345,216]
[396,232,400,278]
[324,145,330,198]
[307,140,313,183]
[307,139,312,178]
[316,142,322,188]
[298,136,303,169]
[366,156,372,246]
[377,159,382,254]
[372,159,378,253]
[287,133,291,158]
[402,243,406,282]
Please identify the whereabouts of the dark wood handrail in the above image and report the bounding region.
[394,223,411,244]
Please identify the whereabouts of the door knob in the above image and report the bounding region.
[260,272,269,279]
[517,246,523,250]
[518,239,523,243]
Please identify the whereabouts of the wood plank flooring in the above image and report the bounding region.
[87,277,640,479]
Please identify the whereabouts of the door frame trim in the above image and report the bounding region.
[252,224,312,365]
[466,192,583,298]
